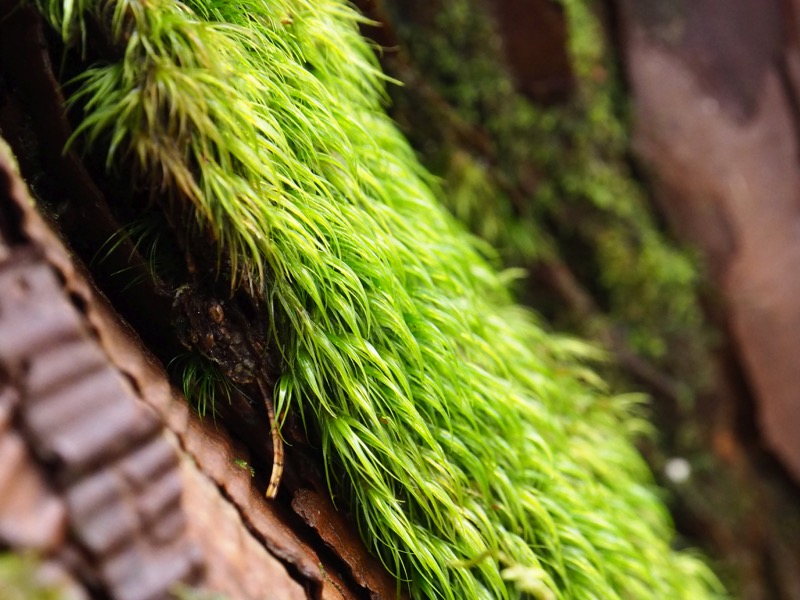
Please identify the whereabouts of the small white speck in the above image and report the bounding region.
[664,457,691,484]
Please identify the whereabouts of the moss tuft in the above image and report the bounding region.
[33,0,724,597]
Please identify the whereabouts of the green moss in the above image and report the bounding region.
[0,553,74,600]
[32,0,724,597]
[390,0,710,386]
[233,458,255,477]
[172,354,236,419]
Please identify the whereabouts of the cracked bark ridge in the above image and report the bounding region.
[292,489,407,600]
[0,257,203,599]
[0,375,68,554]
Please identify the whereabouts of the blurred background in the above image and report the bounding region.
[356,1,800,597]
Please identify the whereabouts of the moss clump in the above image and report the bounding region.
[33,0,723,597]
[388,0,709,392]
